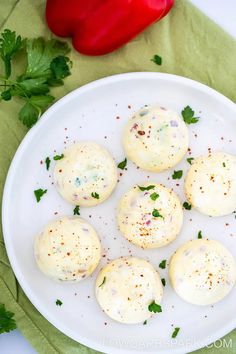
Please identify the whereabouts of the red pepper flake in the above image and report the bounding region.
[48,253,51,256]
[67,252,70,256]
[225,223,229,226]
[128,105,131,109]
[119,173,123,177]
[40,160,43,165]
[61,242,64,245]
[138,130,145,136]
[59,169,62,173]
[116,116,120,120]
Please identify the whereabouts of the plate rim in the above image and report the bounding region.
[2,72,236,354]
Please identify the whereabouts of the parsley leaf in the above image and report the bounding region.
[143,320,147,325]
[138,185,155,191]
[91,192,99,199]
[198,230,203,239]
[159,260,166,269]
[151,54,162,65]
[172,170,183,180]
[150,192,159,201]
[55,299,63,306]
[148,301,162,313]
[73,205,80,216]
[223,162,226,167]
[172,327,180,338]
[117,158,127,170]
[50,55,71,80]
[34,188,47,202]
[45,157,51,170]
[161,278,166,287]
[183,202,192,210]
[152,209,163,218]
[0,303,17,334]
[53,154,64,160]
[0,29,23,78]
[187,157,194,165]
[99,277,106,287]
[181,106,199,124]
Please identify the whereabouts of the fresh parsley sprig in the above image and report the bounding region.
[0,303,17,334]
[0,29,72,128]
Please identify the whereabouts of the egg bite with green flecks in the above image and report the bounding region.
[123,105,189,172]
[117,183,183,249]
[34,217,101,281]
[169,239,236,305]
[53,142,117,207]
[95,257,163,324]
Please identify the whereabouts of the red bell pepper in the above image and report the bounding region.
[46,0,174,56]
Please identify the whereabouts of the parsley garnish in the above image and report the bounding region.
[91,192,99,199]
[143,320,147,325]
[187,157,194,165]
[198,230,203,239]
[45,156,51,170]
[150,192,159,201]
[53,154,64,160]
[183,202,192,210]
[55,299,63,306]
[161,278,166,287]
[138,185,155,191]
[223,162,226,167]
[181,106,199,124]
[117,158,127,170]
[99,277,106,287]
[148,301,162,313]
[152,209,163,218]
[34,188,47,202]
[172,170,183,180]
[172,327,180,338]
[151,54,162,65]
[159,260,166,269]
[73,205,80,215]
[0,304,17,334]
[0,29,72,128]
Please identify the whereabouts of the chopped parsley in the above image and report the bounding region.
[117,158,127,170]
[152,209,163,218]
[0,304,17,334]
[55,299,63,306]
[148,301,162,313]
[183,202,192,210]
[143,320,147,325]
[161,278,166,287]
[73,205,80,215]
[150,192,159,201]
[138,185,155,191]
[198,230,203,239]
[34,188,47,202]
[151,54,162,65]
[187,157,194,165]
[159,260,166,269]
[181,106,199,124]
[53,154,64,160]
[99,277,106,287]
[172,327,180,338]
[223,162,226,167]
[91,192,99,199]
[172,170,183,180]
[45,156,51,170]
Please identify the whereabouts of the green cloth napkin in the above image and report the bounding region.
[0,0,236,353]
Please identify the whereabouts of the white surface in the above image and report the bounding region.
[2,72,236,354]
[1,1,236,353]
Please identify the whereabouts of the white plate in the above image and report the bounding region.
[2,73,236,354]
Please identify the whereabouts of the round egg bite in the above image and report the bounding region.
[117,183,183,248]
[95,257,163,324]
[54,142,117,207]
[185,152,236,216]
[123,105,189,172]
[169,239,236,305]
[34,217,101,281]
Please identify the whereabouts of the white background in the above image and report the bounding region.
[1,0,236,353]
